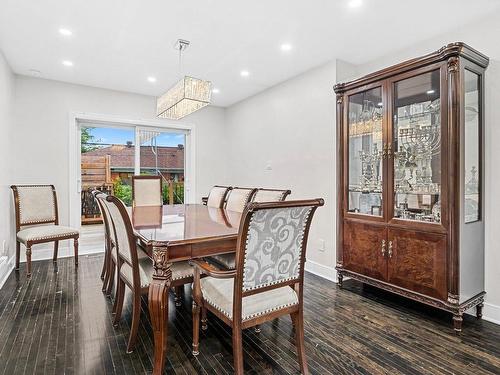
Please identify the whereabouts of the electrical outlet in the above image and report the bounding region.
[318,239,325,252]
[265,160,272,171]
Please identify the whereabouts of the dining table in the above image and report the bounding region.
[131,203,241,375]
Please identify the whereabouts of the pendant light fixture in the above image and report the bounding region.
[156,39,212,120]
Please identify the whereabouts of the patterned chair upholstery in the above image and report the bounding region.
[206,185,232,208]
[132,175,162,207]
[11,185,79,277]
[252,188,291,203]
[192,199,324,374]
[211,188,289,270]
[224,187,256,212]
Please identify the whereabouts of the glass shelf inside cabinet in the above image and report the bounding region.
[393,70,442,223]
[348,87,383,216]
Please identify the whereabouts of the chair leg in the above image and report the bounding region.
[15,241,20,271]
[53,240,59,262]
[26,246,32,278]
[291,311,309,374]
[113,278,125,326]
[127,294,141,353]
[232,326,244,375]
[201,306,208,331]
[174,285,183,307]
[100,247,109,280]
[192,301,200,355]
[107,258,116,297]
[74,237,79,267]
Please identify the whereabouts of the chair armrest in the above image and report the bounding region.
[201,197,208,205]
[192,260,236,279]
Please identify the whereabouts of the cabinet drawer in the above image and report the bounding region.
[343,221,387,281]
[387,229,447,300]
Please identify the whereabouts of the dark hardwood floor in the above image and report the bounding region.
[0,255,499,374]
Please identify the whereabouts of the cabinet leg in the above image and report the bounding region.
[453,313,463,333]
[476,303,484,319]
[337,273,343,288]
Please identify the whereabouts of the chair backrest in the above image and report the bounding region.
[206,185,232,208]
[225,187,257,212]
[252,188,291,203]
[11,185,58,231]
[104,195,142,289]
[132,175,162,207]
[92,190,115,252]
[233,199,323,302]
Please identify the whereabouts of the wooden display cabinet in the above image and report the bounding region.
[334,43,488,331]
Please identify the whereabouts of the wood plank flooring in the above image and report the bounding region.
[0,255,499,374]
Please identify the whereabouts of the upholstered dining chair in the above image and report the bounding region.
[92,190,116,295]
[192,199,323,374]
[11,185,79,278]
[224,187,257,212]
[203,185,232,208]
[105,195,202,353]
[132,175,162,207]
[209,187,257,270]
[252,188,291,202]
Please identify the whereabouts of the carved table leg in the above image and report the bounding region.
[453,313,463,333]
[337,273,343,288]
[476,303,484,319]
[149,246,172,375]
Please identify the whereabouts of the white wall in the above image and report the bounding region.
[11,76,227,253]
[346,10,500,324]
[0,50,15,285]
[225,61,339,280]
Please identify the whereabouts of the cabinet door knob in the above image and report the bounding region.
[388,240,393,258]
[381,239,386,257]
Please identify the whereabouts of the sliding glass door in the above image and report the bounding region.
[136,128,186,204]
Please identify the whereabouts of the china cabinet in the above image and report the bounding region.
[334,43,488,331]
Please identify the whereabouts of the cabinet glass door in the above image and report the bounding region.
[347,87,384,217]
[392,70,442,223]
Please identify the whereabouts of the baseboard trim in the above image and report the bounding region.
[482,302,500,325]
[0,256,15,289]
[305,259,337,282]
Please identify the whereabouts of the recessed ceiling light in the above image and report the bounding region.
[59,28,73,36]
[62,60,73,67]
[281,43,292,52]
[426,89,435,94]
[147,76,157,83]
[212,88,220,94]
[348,0,363,8]
[240,70,250,77]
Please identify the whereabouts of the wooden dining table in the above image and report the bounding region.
[131,204,241,375]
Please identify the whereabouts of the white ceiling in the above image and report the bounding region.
[1,0,499,107]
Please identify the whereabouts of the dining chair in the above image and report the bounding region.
[252,188,291,202]
[224,187,257,212]
[93,190,116,295]
[192,199,323,374]
[132,175,162,207]
[204,185,232,208]
[11,185,79,278]
[105,195,202,353]
[209,187,256,270]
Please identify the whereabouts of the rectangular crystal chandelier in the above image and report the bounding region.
[156,76,212,120]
